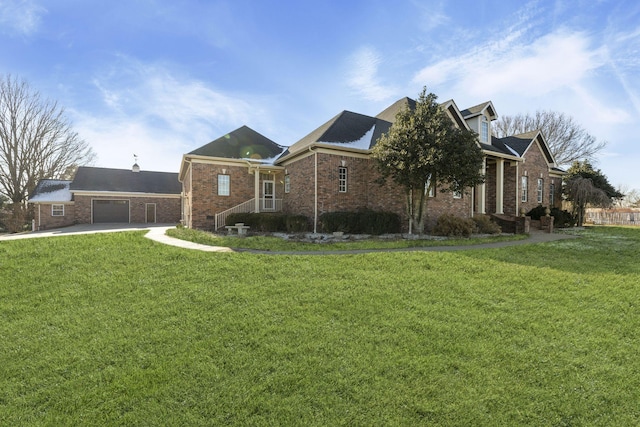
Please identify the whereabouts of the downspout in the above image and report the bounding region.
[183,157,192,228]
[309,146,318,233]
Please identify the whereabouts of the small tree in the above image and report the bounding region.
[372,88,485,233]
[564,161,623,226]
[0,75,95,231]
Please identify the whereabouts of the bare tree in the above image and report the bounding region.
[0,74,95,230]
[493,110,606,167]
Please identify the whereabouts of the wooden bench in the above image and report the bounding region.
[225,223,250,236]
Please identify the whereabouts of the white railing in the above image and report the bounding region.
[214,198,283,230]
[215,198,255,230]
[260,198,282,212]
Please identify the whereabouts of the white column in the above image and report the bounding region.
[496,158,504,214]
[254,168,260,212]
[479,158,486,214]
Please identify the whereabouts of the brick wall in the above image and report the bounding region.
[519,141,556,214]
[190,162,255,229]
[282,151,471,232]
[34,203,75,230]
[73,195,180,224]
[503,162,518,215]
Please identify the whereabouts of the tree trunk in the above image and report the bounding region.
[407,186,428,234]
[7,203,26,233]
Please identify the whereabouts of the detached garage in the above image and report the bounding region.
[93,199,130,223]
[69,166,182,225]
[30,165,182,229]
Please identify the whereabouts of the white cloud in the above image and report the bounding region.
[0,0,46,36]
[414,30,604,99]
[410,0,450,31]
[72,57,277,172]
[346,46,399,102]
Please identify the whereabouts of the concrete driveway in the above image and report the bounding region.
[0,223,176,241]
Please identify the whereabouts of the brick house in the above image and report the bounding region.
[29,166,181,230]
[179,97,565,233]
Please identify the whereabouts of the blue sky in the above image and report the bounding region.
[2,0,639,190]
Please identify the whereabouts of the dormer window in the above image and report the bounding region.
[480,117,489,143]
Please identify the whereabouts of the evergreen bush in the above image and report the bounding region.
[433,214,476,237]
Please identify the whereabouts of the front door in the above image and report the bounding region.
[146,203,156,223]
[263,180,275,210]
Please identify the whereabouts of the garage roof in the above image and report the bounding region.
[70,166,181,194]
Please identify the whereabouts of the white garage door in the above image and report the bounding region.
[93,200,129,223]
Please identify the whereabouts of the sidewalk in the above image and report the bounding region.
[144,227,578,255]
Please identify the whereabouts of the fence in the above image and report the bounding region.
[585,209,640,226]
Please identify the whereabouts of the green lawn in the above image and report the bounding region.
[1,227,639,425]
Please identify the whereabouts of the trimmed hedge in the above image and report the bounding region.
[226,213,310,232]
[319,210,401,235]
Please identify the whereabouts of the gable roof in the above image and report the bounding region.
[28,179,73,203]
[285,111,392,156]
[70,166,181,194]
[376,97,469,130]
[493,130,558,166]
[460,101,497,121]
[375,97,417,123]
[189,125,286,163]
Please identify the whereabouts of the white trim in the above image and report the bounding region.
[217,174,230,196]
[72,190,180,198]
[338,166,348,193]
[537,178,544,204]
[51,204,65,216]
[496,159,504,214]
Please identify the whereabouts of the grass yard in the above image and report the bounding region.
[1,227,639,425]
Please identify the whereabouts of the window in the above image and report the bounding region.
[338,167,347,192]
[284,175,290,193]
[549,183,555,206]
[453,189,462,199]
[481,117,489,143]
[52,204,64,216]
[521,176,528,202]
[537,178,544,204]
[218,174,230,196]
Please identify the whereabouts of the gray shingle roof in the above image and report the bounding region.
[460,101,496,119]
[284,111,392,157]
[70,166,181,194]
[189,125,286,162]
[29,179,73,202]
[375,97,417,123]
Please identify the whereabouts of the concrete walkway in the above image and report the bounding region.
[1,223,578,254]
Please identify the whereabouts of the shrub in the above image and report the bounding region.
[285,215,309,232]
[472,215,501,234]
[551,208,575,228]
[320,209,401,235]
[433,214,475,237]
[225,213,310,232]
[526,205,547,220]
